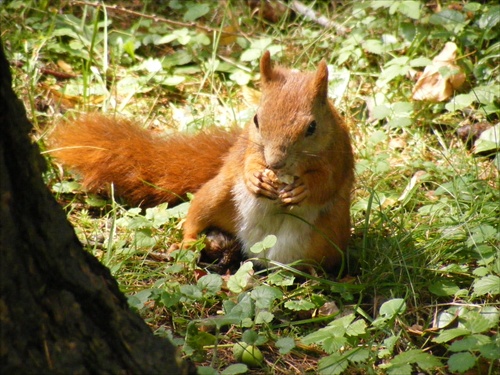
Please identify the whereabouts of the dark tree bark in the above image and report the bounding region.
[0,43,196,374]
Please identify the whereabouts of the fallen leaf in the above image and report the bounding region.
[57,59,74,73]
[388,137,407,150]
[412,42,465,102]
[318,301,339,317]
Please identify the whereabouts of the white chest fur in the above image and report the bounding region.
[232,179,320,265]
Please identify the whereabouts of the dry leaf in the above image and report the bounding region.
[412,42,465,102]
[240,85,261,108]
[218,25,238,46]
[57,59,74,73]
[388,137,407,150]
[318,301,339,317]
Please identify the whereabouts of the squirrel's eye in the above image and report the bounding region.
[306,120,316,137]
[253,114,259,129]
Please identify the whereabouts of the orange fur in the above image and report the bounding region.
[50,114,241,207]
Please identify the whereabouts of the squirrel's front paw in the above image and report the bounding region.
[245,169,279,200]
[279,176,310,206]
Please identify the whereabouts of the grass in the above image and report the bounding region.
[3,1,499,374]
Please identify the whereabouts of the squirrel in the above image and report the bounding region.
[50,51,354,272]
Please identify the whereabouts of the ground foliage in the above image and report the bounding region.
[2,0,499,374]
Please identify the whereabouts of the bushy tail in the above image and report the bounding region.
[49,114,240,207]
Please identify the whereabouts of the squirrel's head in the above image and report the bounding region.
[251,51,339,174]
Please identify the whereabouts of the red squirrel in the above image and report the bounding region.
[51,51,354,271]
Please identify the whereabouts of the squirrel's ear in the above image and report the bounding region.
[313,59,329,100]
[260,50,273,84]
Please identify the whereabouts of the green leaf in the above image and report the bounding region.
[473,275,500,296]
[242,330,259,344]
[255,310,274,324]
[479,340,500,360]
[180,284,203,301]
[134,228,156,247]
[198,366,221,375]
[346,319,367,336]
[301,316,356,345]
[409,57,432,67]
[144,204,171,227]
[392,101,413,116]
[346,347,370,363]
[183,3,210,22]
[161,291,181,308]
[251,285,282,309]
[276,337,296,354]
[473,85,500,104]
[363,39,385,55]
[318,353,349,375]
[378,334,399,358]
[266,271,295,286]
[436,310,458,328]
[301,329,333,345]
[445,93,475,111]
[184,321,216,354]
[464,2,482,12]
[376,61,410,87]
[249,235,277,254]
[162,49,193,68]
[227,262,254,293]
[448,352,476,373]
[197,274,223,295]
[449,334,491,352]
[284,299,315,311]
[397,1,421,20]
[127,289,152,310]
[85,196,108,208]
[370,1,394,10]
[480,306,500,328]
[429,280,460,296]
[372,105,391,120]
[368,130,388,145]
[224,293,255,324]
[166,201,191,218]
[433,328,470,343]
[474,124,500,154]
[152,33,179,45]
[221,363,248,375]
[429,9,465,25]
[462,311,496,334]
[322,336,348,353]
[160,75,186,86]
[385,363,412,375]
[389,349,442,370]
[386,117,412,128]
[52,180,81,193]
[241,48,266,62]
[478,5,500,30]
[230,70,252,86]
[379,298,406,318]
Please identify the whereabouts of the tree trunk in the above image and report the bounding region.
[0,42,196,374]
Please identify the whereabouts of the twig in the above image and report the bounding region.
[291,0,349,35]
[12,60,77,79]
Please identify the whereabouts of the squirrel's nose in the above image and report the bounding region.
[265,145,288,171]
[267,160,286,171]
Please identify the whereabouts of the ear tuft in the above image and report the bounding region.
[260,50,273,84]
[313,59,329,99]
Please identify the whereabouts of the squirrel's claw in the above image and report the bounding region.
[279,178,309,206]
[246,171,279,199]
